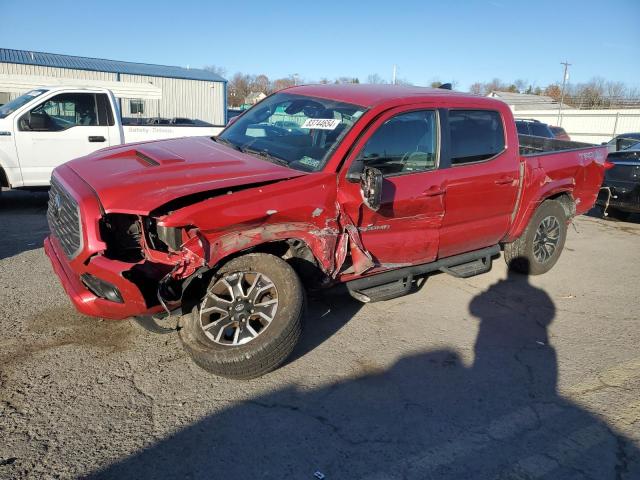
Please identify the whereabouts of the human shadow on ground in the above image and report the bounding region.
[91,270,639,479]
[0,190,49,259]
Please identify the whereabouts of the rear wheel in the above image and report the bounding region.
[504,200,568,275]
[178,253,304,379]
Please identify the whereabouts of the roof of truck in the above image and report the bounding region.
[284,83,492,109]
[0,48,226,83]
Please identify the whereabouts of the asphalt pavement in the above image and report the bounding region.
[0,189,639,479]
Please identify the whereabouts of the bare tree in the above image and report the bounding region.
[272,76,296,92]
[544,84,562,101]
[469,82,483,95]
[251,74,270,94]
[366,74,385,84]
[335,77,360,84]
[228,73,252,107]
[204,65,227,79]
[514,79,527,93]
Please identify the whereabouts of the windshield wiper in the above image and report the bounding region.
[212,136,244,152]
[242,148,290,168]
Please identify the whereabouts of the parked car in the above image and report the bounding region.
[604,132,640,153]
[0,86,223,191]
[44,84,607,379]
[515,118,555,138]
[598,141,640,220]
[549,125,570,141]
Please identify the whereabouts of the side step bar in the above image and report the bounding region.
[346,245,500,302]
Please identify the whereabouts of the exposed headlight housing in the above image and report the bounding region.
[156,224,183,251]
[144,218,184,252]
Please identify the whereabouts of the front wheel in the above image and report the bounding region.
[178,253,304,379]
[504,200,568,275]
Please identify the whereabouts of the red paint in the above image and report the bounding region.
[45,85,606,320]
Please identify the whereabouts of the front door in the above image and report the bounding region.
[338,107,447,268]
[14,92,113,186]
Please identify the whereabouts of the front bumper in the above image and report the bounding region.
[44,235,160,320]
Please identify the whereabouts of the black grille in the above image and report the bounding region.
[48,177,83,258]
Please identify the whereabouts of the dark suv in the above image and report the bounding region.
[515,119,555,138]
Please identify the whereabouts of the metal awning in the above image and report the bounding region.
[0,74,162,99]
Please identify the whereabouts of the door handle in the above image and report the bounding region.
[88,136,106,142]
[421,186,446,197]
[494,176,515,185]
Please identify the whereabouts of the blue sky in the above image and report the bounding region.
[1,0,639,90]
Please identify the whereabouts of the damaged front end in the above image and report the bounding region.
[97,212,209,318]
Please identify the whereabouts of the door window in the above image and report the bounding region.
[20,93,98,131]
[449,110,505,165]
[350,110,438,176]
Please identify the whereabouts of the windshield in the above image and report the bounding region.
[218,92,366,172]
[0,89,48,119]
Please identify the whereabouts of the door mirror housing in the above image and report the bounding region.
[360,166,383,211]
[26,111,47,131]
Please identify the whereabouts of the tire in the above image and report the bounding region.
[504,200,568,275]
[178,253,304,379]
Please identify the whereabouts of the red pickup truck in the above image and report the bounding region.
[44,84,607,378]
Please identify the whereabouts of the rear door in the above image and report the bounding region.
[438,109,519,258]
[14,91,114,186]
[338,106,447,268]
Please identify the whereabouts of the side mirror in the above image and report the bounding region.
[360,166,383,211]
[27,111,47,131]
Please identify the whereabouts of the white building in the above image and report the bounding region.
[0,48,227,126]
[245,91,267,105]
[487,90,570,111]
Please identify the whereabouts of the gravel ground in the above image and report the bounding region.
[0,190,639,480]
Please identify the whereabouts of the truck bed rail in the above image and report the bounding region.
[519,134,595,156]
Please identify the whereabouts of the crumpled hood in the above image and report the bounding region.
[65,136,305,214]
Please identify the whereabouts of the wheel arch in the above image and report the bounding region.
[505,188,576,243]
[181,235,328,313]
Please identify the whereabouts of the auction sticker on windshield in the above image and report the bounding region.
[301,118,340,130]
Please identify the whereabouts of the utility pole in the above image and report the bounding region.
[557,61,571,125]
[392,65,397,85]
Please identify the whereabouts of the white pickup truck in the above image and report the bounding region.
[0,86,223,190]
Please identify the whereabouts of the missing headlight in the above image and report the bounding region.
[100,214,143,262]
[145,217,183,252]
[156,224,183,251]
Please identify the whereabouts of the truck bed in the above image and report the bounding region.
[518,134,595,156]
[507,137,608,242]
